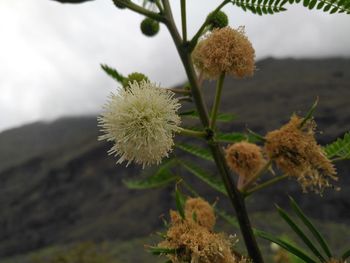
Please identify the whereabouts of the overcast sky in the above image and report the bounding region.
[0,0,349,132]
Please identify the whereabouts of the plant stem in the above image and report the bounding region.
[162,1,264,261]
[241,160,272,192]
[178,96,192,102]
[188,0,230,52]
[155,0,164,13]
[180,0,187,42]
[210,72,225,129]
[332,156,349,162]
[168,88,191,95]
[113,0,165,22]
[244,174,289,197]
[179,128,207,139]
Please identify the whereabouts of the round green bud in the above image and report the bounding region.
[122,72,149,88]
[207,11,229,30]
[140,18,160,37]
[112,0,128,9]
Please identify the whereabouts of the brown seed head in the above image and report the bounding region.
[225,142,265,179]
[265,115,337,194]
[192,26,255,79]
[159,210,241,263]
[185,198,216,231]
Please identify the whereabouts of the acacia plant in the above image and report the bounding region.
[57,0,350,262]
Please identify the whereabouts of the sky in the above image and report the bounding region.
[0,0,349,132]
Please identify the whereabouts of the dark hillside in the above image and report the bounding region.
[0,58,349,259]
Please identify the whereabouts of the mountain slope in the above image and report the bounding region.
[0,58,349,259]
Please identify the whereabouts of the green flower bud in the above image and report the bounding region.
[207,11,229,30]
[122,72,149,88]
[112,0,128,9]
[140,18,160,37]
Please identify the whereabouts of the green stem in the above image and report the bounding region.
[155,0,164,13]
[241,160,272,192]
[114,0,165,22]
[210,72,225,129]
[180,0,187,42]
[332,156,349,162]
[177,96,192,103]
[162,1,264,262]
[179,128,207,139]
[188,0,230,52]
[168,88,191,95]
[244,174,289,197]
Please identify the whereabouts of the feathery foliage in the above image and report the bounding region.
[123,160,177,189]
[230,0,350,15]
[179,160,227,195]
[100,64,125,84]
[180,109,237,122]
[176,143,214,162]
[324,132,350,160]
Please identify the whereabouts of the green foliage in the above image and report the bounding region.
[275,205,327,262]
[299,97,319,128]
[230,0,287,15]
[122,72,149,88]
[215,208,240,228]
[148,247,178,256]
[179,109,237,122]
[179,160,227,195]
[175,187,186,219]
[257,230,318,263]
[230,0,350,15]
[289,197,332,258]
[342,249,350,260]
[258,198,349,262]
[176,143,214,162]
[123,160,178,189]
[100,64,125,84]
[324,132,350,160]
[247,128,267,142]
[216,132,251,143]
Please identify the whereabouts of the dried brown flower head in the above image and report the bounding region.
[159,210,241,263]
[184,198,216,231]
[192,26,255,79]
[265,115,337,194]
[225,142,265,179]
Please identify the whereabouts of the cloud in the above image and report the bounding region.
[0,0,349,131]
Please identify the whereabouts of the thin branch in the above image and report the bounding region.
[188,0,230,52]
[244,174,289,197]
[210,72,225,129]
[180,0,187,41]
[114,0,166,22]
[241,160,272,192]
[178,127,207,139]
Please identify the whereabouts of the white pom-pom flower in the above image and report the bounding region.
[98,80,181,168]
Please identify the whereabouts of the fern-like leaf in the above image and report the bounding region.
[257,231,318,262]
[100,64,125,84]
[324,132,350,160]
[123,159,177,189]
[215,132,247,143]
[231,0,287,15]
[180,109,237,122]
[176,143,214,162]
[230,0,350,15]
[179,160,227,195]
